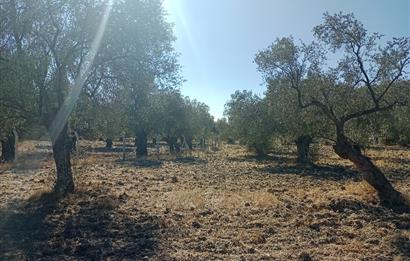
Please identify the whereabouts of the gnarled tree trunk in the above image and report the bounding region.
[333,127,404,206]
[295,135,312,165]
[52,124,74,196]
[1,131,17,162]
[136,130,148,158]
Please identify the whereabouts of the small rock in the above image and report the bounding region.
[192,221,201,228]
[171,176,178,183]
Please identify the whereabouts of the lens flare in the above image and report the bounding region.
[49,0,114,144]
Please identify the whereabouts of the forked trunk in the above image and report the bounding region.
[1,131,17,162]
[136,130,148,158]
[333,129,404,206]
[295,135,312,165]
[52,125,74,196]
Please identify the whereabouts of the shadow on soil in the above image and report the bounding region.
[228,152,295,164]
[326,197,410,255]
[0,190,164,260]
[1,150,52,174]
[262,164,360,181]
[114,155,208,169]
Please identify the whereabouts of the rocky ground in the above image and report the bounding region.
[0,140,409,260]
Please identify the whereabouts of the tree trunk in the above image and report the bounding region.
[333,129,404,206]
[253,145,265,157]
[105,138,113,149]
[167,137,179,154]
[295,135,312,165]
[52,124,74,196]
[1,132,16,162]
[186,137,193,150]
[136,130,148,158]
[69,131,78,153]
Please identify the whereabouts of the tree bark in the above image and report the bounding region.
[295,135,312,165]
[52,124,74,196]
[333,127,404,206]
[253,145,266,157]
[136,130,148,158]
[167,137,180,154]
[186,137,193,150]
[1,132,16,162]
[105,138,113,149]
[69,131,78,153]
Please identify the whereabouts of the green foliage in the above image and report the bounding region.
[215,118,234,143]
[224,90,275,155]
[265,78,332,143]
[255,12,410,146]
[145,89,214,142]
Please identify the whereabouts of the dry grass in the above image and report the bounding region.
[0,140,409,260]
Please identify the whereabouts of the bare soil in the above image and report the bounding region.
[0,140,409,260]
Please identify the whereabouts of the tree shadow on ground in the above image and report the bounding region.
[172,156,208,165]
[368,145,410,152]
[1,150,52,174]
[384,169,410,182]
[391,234,410,257]
[261,164,360,181]
[371,156,410,166]
[91,147,135,154]
[368,156,410,181]
[0,189,164,260]
[228,152,295,165]
[115,156,208,169]
[323,197,410,257]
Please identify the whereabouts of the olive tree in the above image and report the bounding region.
[184,98,215,150]
[107,0,182,159]
[266,78,331,164]
[224,90,275,156]
[255,13,410,206]
[0,0,180,195]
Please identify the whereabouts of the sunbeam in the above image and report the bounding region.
[48,0,114,144]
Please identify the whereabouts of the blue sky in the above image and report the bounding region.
[163,0,410,119]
